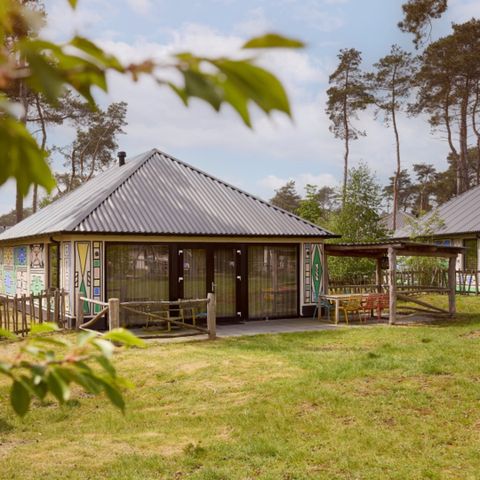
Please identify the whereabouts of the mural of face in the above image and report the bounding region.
[30,244,45,269]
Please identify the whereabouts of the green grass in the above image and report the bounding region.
[2,295,480,479]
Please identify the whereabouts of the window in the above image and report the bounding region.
[106,244,169,325]
[248,246,297,319]
[463,239,478,270]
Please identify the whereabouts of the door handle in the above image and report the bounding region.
[236,275,242,281]
[178,277,183,283]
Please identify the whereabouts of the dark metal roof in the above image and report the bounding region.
[0,149,335,241]
[379,210,415,231]
[395,184,480,238]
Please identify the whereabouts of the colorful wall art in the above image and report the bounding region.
[303,243,324,304]
[30,244,45,269]
[92,242,103,313]
[75,241,92,314]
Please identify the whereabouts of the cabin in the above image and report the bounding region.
[395,184,480,292]
[0,149,335,325]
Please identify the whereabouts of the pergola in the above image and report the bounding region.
[324,240,465,324]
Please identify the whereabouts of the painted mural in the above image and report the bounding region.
[92,242,103,313]
[30,244,45,269]
[0,244,47,297]
[63,243,71,312]
[30,273,45,295]
[303,243,324,304]
[14,246,28,267]
[75,241,92,313]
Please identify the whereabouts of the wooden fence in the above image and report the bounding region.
[329,269,480,295]
[76,292,217,339]
[0,289,68,336]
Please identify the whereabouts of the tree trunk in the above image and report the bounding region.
[15,187,23,224]
[391,68,401,231]
[459,82,470,194]
[472,81,480,186]
[32,94,47,213]
[342,70,350,206]
[443,87,460,195]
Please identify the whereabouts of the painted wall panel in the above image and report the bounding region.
[302,243,324,305]
[74,241,92,314]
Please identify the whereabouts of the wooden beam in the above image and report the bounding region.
[448,256,456,317]
[207,292,216,340]
[376,258,383,293]
[388,247,397,325]
[108,298,120,330]
[397,293,448,313]
[76,292,84,331]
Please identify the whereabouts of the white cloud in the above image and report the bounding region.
[125,0,154,15]
[234,7,271,36]
[259,172,338,197]
[291,1,345,32]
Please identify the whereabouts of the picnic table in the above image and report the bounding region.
[318,293,366,324]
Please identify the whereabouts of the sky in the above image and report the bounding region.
[2,0,480,214]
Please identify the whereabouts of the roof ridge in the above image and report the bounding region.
[71,149,156,231]
[150,148,335,236]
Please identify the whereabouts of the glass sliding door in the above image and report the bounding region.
[248,246,297,319]
[183,248,207,300]
[106,244,169,325]
[214,247,236,318]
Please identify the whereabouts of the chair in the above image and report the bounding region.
[340,297,362,324]
[376,294,389,320]
[360,294,378,323]
[313,298,333,321]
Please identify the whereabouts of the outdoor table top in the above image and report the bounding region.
[320,293,368,299]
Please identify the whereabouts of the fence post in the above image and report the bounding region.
[207,292,216,340]
[108,298,120,330]
[76,292,84,330]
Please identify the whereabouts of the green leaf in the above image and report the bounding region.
[10,380,31,417]
[30,323,59,335]
[0,117,56,195]
[212,59,291,116]
[70,36,124,71]
[102,381,125,413]
[92,338,115,358]
[96,355,116,377]
[103,329,146,348]
[243,33,305,49]
[46,370,70,404]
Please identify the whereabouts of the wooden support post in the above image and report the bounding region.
[76,292,84,330]
[207,292,216,340]
[376,257,383,293]
[54,289,60,327]
[388,247,397,325]
[323,249,329,295]
[448,256,456,317]
[108,298,120,331]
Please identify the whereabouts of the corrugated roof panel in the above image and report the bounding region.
[395,184,480,238]
[0,149,335,241]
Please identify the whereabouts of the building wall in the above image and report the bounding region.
[300,242,325,316]
[0,243,47,297]
[1,235,325,319]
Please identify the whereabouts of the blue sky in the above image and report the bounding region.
[2,0,480,214]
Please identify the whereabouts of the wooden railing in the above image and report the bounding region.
[0,289,68,336]
[76,293,217,339]
[330,269,480,295]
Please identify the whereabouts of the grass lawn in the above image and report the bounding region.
[1,295,480,479]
